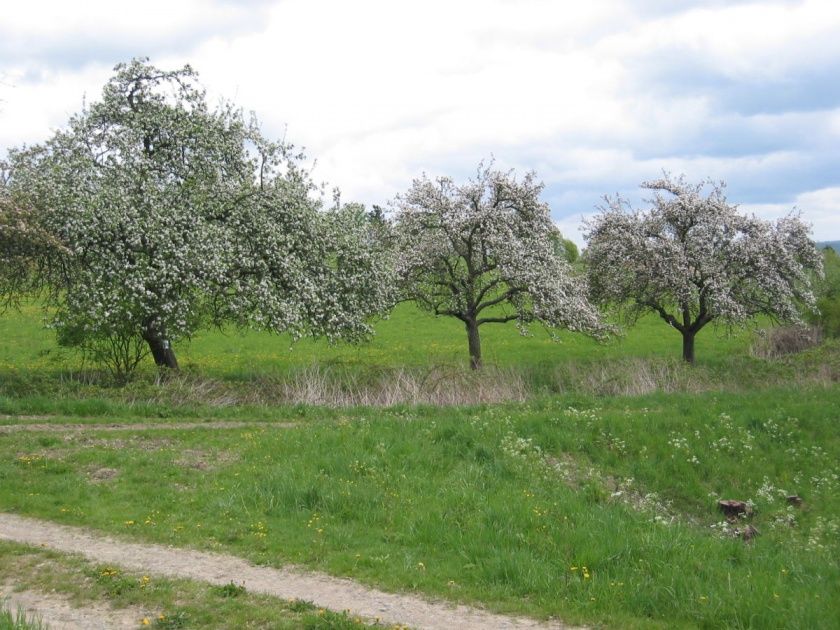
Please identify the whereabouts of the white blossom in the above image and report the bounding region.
[392,161,607,368]
[5,58,392,375]
[584,174,823,362]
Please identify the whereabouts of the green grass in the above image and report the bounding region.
[3,301,837,412]
[0,601,45,630]
[1,388,838,628]
[1,302,754,375]
[0,541,386,629]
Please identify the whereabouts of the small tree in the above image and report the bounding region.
[584,174,823,362]
[5,59,392,376]
[393,162,607,369]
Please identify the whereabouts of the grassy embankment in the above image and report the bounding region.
[0,302,838,628]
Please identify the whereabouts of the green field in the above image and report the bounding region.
[1,302,756,375]
[3,302,835,409]
[1,303,839,628]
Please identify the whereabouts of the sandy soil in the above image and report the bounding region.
[1,582,147,629]
[0,513,579,630]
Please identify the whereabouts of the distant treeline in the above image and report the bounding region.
[818,241,840,252]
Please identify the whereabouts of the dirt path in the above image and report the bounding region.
[0,420,297,433]
[1,582,145,629]
[0,414,54,421]
[0,513,577,630]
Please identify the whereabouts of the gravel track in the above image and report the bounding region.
[0,513,578,630]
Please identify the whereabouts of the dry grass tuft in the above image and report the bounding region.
[551,358,710,396]
[129,365,528,407]
[269,365,528,406]
[750,325,823,359]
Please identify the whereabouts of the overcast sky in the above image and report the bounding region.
[2,0,839,244]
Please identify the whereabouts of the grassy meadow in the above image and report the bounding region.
[2,301,836,410]
[1,302,839,628]
[1,302,755,375]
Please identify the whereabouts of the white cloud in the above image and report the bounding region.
[1,0,839,240]
[750,187,840,240]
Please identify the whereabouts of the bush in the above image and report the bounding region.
[751,325,823,359]
[809,247,840,337]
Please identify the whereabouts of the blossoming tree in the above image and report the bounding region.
[6,59,392,376]
[393,162,607,369]
[0,179,67,312]
[584,174,823,362]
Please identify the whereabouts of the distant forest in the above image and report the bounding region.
[818,241,840,252]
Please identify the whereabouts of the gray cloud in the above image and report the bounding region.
[636,52,840,116]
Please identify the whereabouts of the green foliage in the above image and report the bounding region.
[549,230,579,263]
[561,237,579,263]
[216,581,247,598]
[811,247,840,337]
[91,565,140,597]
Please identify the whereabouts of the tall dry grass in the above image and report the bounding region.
[750,325,823,359]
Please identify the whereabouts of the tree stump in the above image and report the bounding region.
[718,499,750,520]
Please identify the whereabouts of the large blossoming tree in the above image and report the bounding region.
[393,163,607,369]
[584,174,823,362]
[5,59,392,377]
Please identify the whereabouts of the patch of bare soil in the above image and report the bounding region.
[0,513,579,630]
[174,448,239,471]
[87,467,120,483]
[1,582,147,630]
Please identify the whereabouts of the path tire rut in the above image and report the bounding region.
[0,421,297,433]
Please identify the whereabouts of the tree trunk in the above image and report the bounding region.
[466,320,482,370]
[143,330,179,370]
[682,331,696,364]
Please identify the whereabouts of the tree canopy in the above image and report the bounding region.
[4,58,392,377]
[392,162,607,369]
[584,174,823,362]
